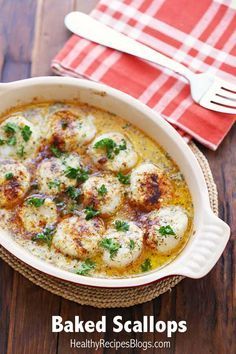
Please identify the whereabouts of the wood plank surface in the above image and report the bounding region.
[0,0,235,353]
[31,0,96,76]
[0,2,60,354]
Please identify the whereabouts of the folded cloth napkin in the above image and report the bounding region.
[52,0,236,150]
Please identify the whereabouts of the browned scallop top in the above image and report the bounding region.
[49,110,79,146]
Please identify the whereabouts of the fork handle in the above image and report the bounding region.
[65,11,194,81]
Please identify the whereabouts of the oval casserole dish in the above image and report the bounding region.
[0,77,230,288]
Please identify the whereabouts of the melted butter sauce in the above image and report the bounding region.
[0,101,194,278]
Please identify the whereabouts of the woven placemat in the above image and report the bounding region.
[0,142,218,308]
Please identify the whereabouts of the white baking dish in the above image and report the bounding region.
[0,77,230,288]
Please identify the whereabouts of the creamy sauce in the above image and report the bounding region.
[0,102,194,278]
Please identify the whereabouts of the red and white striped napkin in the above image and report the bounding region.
[52,0,236,150]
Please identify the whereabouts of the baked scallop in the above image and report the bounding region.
[19,194,57,233]
[52,213,105,259]
[36,154,82,195]
[89,132,138,172]
[0,159,30,207]
[144,205,188,253]
[48,109,96,151]
[0,115,39,160]
[101,220,144,268]
[0,208,12,230]
[82,173,123,216]
[128,162,172,211]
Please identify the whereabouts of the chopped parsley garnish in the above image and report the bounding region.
[27,197,45,207]
[54,198,65,208]
[117,172,130,185]
[64,166,89,182]
[32,226,56,247]
[94,138,116,159]
[30,182,39,191]
[60,201,79,215]
[129,239,135,250]
[141,258,152,272]
[66,186,81,199]
[21,125,32,142]
[76,259,96,276]
[94,138,127,159]
[7,136,17,146]
[116,139,127,152]
[67,201,79,213]
[17,145,25,157]
[158,225,176,236]
[4,122,18,134]
[84,206,100,220]
[5,172,14,180]
[50,145,63,158]
[122,123,131,129]
[76,168,89,182]
[97,184,108,196]
[64,166,78,179]
[47,180,61,190]
[61,121,68,130]
[100,238,121,259]
[114,220,129,232]
[4,122,18,146]
[0,139,5,145]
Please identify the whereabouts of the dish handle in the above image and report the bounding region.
[174,211,230,279]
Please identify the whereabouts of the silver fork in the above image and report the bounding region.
[65,11,236,114]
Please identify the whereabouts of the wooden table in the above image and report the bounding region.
[0,1,235,353]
